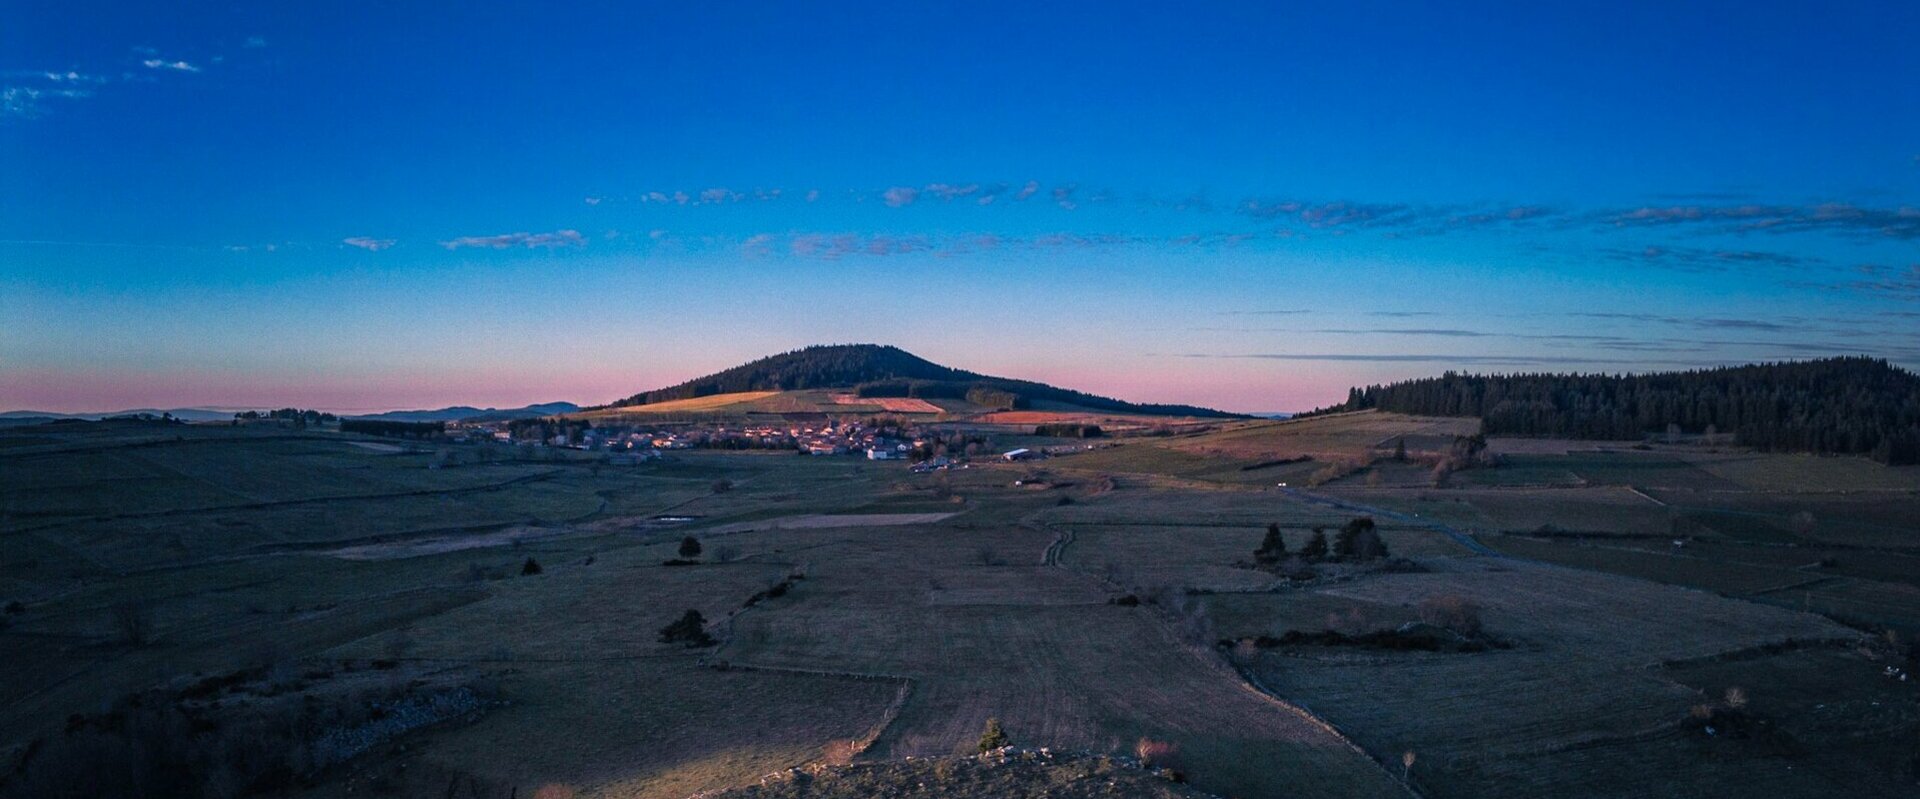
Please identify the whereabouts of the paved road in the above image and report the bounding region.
[1279,487,1504,557]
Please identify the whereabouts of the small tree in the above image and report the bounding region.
[1254,523,1286,566]
[711,479,733,494]
[1393,437,1408,462]
[1354,527,1388,560]
[1334,517,1387,560]
[521,557,543,576]
[658,609,714,646]
[1301,527,1330,561]
[977,718,1009,752]
[679,536,703,559]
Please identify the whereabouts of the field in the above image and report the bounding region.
[1157,412,1480,460]
[2,417,1916,798]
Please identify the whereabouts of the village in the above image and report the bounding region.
[444,415,1045,470]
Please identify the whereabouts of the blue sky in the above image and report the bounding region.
[4,2,1917,413]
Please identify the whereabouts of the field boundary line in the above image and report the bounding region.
[1624,486,1666,506]
[1041,519,1420,798]
[1653,635,1857,670]
[1236,666,1426,798]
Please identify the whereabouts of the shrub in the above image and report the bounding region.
[1254,522,1287,566]
[711,479,733,493]
[678,536,703,558]
[976,717,1009,752]
[657,609,715,647]
[714,545,741,563]
[1300,528,1330,561]
[1333,517,1388,560]
[1135,737,1179,769]
[1417,594,1484,638]
[520,557,543,576]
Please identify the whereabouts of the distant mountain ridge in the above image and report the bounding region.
[603,344,1239,418]
[1321,356,1920,464]
[1,403,582,425]
[0,407,241,423]
[347,402,580,423]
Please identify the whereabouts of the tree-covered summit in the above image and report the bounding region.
[604,344,1237,418]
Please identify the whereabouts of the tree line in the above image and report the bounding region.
[339,419,445,438]
[1316,356,1920,464]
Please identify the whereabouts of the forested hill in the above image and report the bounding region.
[604,344,1239,418]
[1325,357,1920,464]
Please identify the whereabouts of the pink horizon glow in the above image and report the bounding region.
[1,364,1347,416]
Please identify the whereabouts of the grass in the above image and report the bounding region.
[572,391,783,416]
[1480,535,1809,594]
[1162,412,1479,460]
[5,418,1914,798]
[1452,452,1741,491]
[1236,561,1853,799]
[704,749,1217,798]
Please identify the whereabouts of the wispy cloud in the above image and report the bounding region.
[924,183,978,201]
[439,230,586,250]
[882,186,919,207]
[142,58,201,73]
[342,236,395,252]
[1,71,106,118]
[1596,202,1920,240]
[1236,198,1559,236]
[1599,244,1823,272]
[1569,312,1798,332]
[788,232,934,259]
[1051,184,1078,210]
[2,86,88,118]
[244,36,268,49]
[1789,263,1920,301]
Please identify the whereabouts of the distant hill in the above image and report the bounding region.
[601,344,1239,418]
[0,407,241,423]
[347,402,580,423]
[1319,356,1920,464]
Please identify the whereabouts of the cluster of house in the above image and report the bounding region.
[452,419,931,462]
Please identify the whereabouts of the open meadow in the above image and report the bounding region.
[2,415,1916,798]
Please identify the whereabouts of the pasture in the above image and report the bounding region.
[2,418,1915,798]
